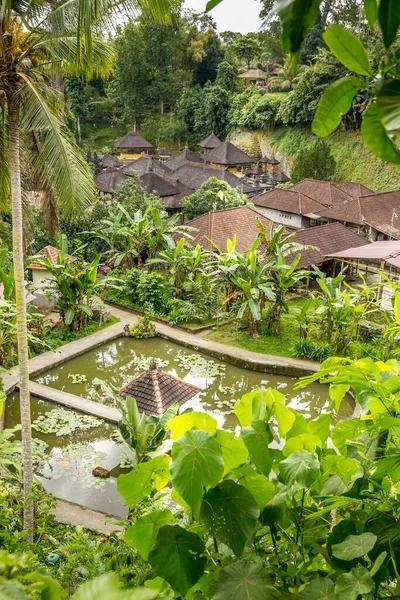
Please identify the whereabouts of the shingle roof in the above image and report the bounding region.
[29,246,76,270]
[186,206,292,252]
[115,131,154,150]
[253,188,325,216]
[198,133,222,149]
[94,168,128,193]
[170,161,253,193]
[100,153,122,169]
[238,68,268,80]
[290,179,353,207]
[204,141,253,166]
[140,172,179,198]
[165,148,203,171]
[290,222,370,269]
[319,190,400,238]
[120,156,171,177]
[335,182,374,198]
[120,361,201,416]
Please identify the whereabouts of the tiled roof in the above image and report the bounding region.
[120,156,171,177]
[198,133,222,149]
[252,188,326,216]
[290,179,353,207]
[165,148,203,170]
[334,182,374,198]
[120,363,201,416]
[185,206,292,252]
[170,161,253,193]
[115,131,154,150]
[204,141,253,166]
[319,190,400,238]
[29,246,76,270]
[94,168,128,193]
[290,222,369,269]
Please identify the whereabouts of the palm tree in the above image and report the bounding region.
[0,0,173,534]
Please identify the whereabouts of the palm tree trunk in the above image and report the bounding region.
[7,94,34,537]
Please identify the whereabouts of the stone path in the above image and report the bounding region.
[51,499,124,536]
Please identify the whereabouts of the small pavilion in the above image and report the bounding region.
[198,133,222,154]
[120,360,201,416]
[115,132,154,160]
[203,140,253,173]
[238,68,269,86]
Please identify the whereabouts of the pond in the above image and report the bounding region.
[5,337,353,517]
[34,337,353,429]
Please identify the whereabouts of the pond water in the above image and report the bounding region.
[5,337,353,517]
[34,337,353,429]
[4,393,126,517]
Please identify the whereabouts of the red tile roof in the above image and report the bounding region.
[29,246,76,270]
[290,222,370,268]
[186,206,294,253]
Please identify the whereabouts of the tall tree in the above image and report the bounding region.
[0,0,172,535]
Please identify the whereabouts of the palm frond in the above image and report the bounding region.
[39,35,115,78]
[19,78,94,218]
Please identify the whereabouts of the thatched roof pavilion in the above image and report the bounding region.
[115,132,154,158]
[238,68,268,81]
[203,140,253,168]
[120,360,201,415]
[198,133,222,152]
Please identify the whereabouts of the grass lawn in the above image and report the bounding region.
[206,296,307,358]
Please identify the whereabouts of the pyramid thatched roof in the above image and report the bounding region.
[120,361,200,416]
[165,148,203,170]
[120,156,171,177]
[198,133,222,149]
[238,68,268,80]
[204,141,253,166]
[115,132,154,150]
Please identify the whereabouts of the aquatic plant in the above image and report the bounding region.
[174,351,226,377]
[131,355,169,371]
[32,409,103,436]
[68,374,88,384]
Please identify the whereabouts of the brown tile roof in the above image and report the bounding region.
[186,206,293,252]
[170,161,253,193]
[253,188,326,216]
[290,179,353,207]
[204,141,253,166]
[165,148,203,170]
[94,168,128,194]
[334,182,374,198]
[319,190,400,238]
[120,156,171,177]
[29,246,76,270]
[290,222,370,269]
[120,363,201,416]
[115,131,154,150]
[198,133,222,149]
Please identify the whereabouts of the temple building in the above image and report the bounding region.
[115,132,154,159]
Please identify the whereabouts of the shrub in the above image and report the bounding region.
[294,338,334,361]
[181,177,247,220]
[129,314,157,339]
[291,139,336,182]
[136,271,171,315]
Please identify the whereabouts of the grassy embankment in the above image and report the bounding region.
[235,127,400,192]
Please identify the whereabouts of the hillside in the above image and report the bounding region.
[232,127,400,193]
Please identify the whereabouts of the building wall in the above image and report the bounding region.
[31,269,56,310]
[253,206,308,229]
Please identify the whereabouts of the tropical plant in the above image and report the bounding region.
[129,314,157,339]
[258,221,310,334]
[212,236,274,335]
[180,177,247,220]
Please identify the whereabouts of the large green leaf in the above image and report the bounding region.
[233,464,275,510]
[308,413,331,444]
[124,509,173,560]
[201,480,259,557]
[312,77,365,137]
[148,525,206,596]
[331,533,377,560]
[241,420,273,476]
[298,578,335,600]
[275,402,295,438]
[234,390,267,427]
[170,430,224,508]
[321,455,360,486]
[261,483,287,526]
[323,24,372,75]
[215,430,248,475]
[117,455,170,509]
[213,561,280,600]
[283,433,322,457]
[335,566,373,600]
[361,104,400,166]
[276,0,321,54]
[377,80,400,132]
[364,0,378,29]
[168,412,217,440]
[279,450,320,493]
[378,0,400,48]
[72,573,157,600]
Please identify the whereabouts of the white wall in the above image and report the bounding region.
[253,206,308,229]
